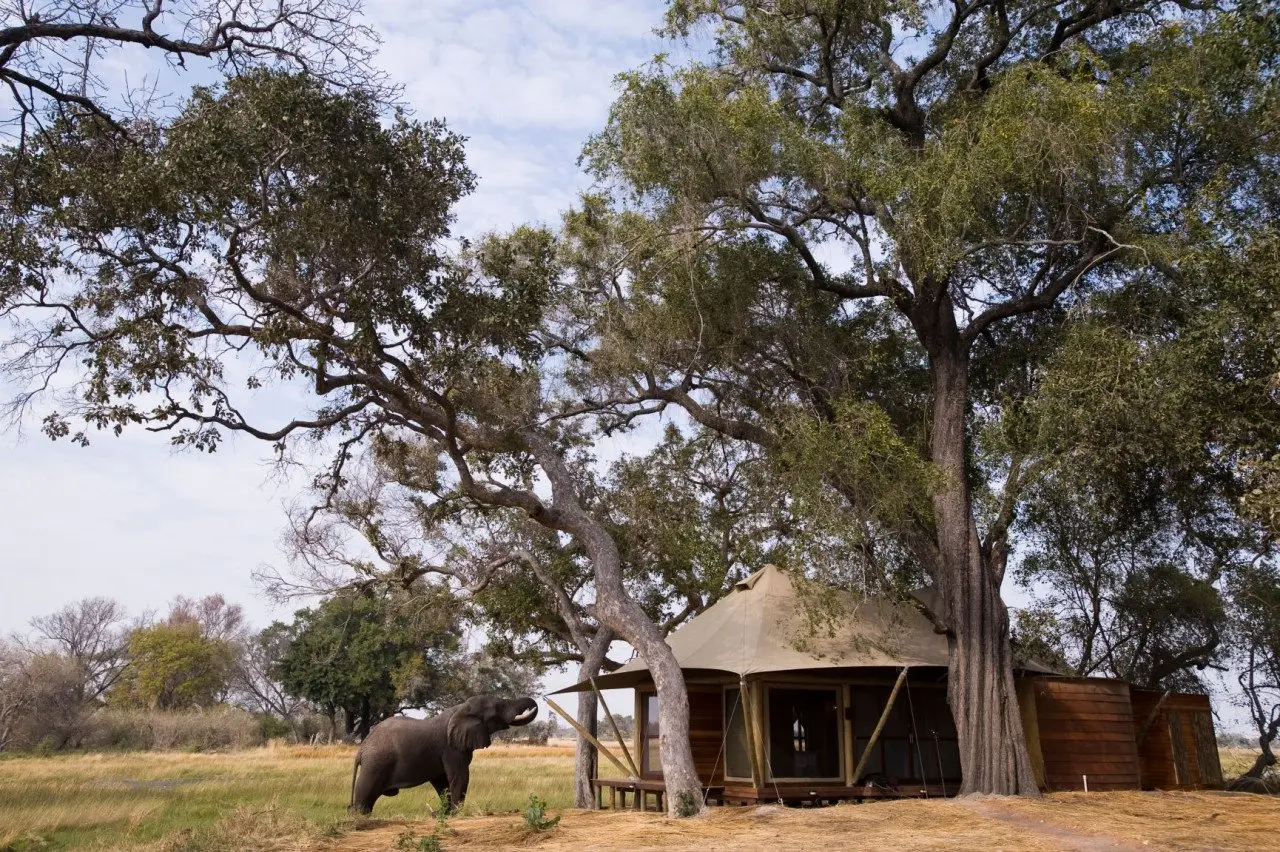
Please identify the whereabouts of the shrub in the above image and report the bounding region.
[83,707,263,751]
[522,794,560,831]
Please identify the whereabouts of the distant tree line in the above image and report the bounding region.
[0,587,546,753]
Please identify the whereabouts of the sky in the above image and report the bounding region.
[0,1,1252,732]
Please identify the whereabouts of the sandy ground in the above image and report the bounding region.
[316,790,1279,852]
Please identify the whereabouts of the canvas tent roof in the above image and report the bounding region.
[552,563,1056,693]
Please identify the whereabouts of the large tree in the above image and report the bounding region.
[1226,560,1280,787]
[119,621,235,710]
[267,587,468,739]
[269,422,799,806]
[0,70,711,815]
[578,1,1279,794]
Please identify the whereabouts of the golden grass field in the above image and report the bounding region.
[0,745,1275,851]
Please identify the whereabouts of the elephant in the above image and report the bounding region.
[348,694,538,815]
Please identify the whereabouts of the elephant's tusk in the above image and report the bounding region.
[513,707,537,723]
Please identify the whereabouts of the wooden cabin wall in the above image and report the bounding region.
[1129,689,1224,790]
[1031,677,1142,791]
[690,687,727,784]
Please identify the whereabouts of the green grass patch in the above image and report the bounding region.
[0,745,574,851]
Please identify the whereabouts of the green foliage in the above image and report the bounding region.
[119,623,235,711]
[1,69,498,450]
[392,826,444,852]
[268,588,467,733]
[521,794,561,831]
[1008,228,1280,689]
[674,790,699,818]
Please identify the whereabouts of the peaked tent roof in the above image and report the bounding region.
[552,564,1055,693]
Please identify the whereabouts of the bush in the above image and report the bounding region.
[83,707,263,751]
[522,794,560,831]
[257,713,293,742]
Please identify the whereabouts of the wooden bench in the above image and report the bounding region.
[593,778,726,811]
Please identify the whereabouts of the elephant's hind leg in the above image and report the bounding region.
[351,757,393,815]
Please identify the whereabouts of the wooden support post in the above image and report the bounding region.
[1134,689,1171,789]
[545,696,631,777]
[850,667,908,786]
[741,677,766,789]
[590,676,641,779]
[843,683,855,784]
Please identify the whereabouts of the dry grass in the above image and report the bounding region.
[319,791,1280,852]
[1218,747,1265,779]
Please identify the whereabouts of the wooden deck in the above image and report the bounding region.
[593,778,955,810]
[592,778,725,811]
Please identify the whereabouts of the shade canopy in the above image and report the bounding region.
[552,563,1056,694]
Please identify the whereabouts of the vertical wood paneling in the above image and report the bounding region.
[1191,710,1223,787]
[1130,689,1221,790]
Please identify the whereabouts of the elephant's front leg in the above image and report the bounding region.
[443,752,473,814]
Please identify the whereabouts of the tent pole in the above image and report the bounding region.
[545,696,632,778]
[740,677,766,790]
[590,675,641,779]
[851,667,908,786]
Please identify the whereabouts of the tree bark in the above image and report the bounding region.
[1241,714,1278,780]
[1241,749,1277,780]
[357,695,371,741]
[924,321,1041,797]
[528,437,705,817]
[574,666,603,808]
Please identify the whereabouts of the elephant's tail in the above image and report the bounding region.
[349,750,361,810]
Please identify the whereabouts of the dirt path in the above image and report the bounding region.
[316,791,1278,852]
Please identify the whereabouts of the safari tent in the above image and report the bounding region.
[553,564,1223,809]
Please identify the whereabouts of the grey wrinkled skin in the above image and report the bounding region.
[349,695,538,814]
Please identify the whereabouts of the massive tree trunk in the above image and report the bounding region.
[924,315,1041,796]
[574,629,614,808]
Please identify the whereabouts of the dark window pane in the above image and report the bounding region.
[883,738,913,778]
[724,688,752,778]
[854,737,883,781]
[646,738,662,773]
[766,687,841,779]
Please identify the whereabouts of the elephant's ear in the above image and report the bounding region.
[447,710,490,752]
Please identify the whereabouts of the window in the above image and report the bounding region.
[724,687,752,779]
[642,693,662,775]
[853,684,961,783]
[766,687,841,779]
